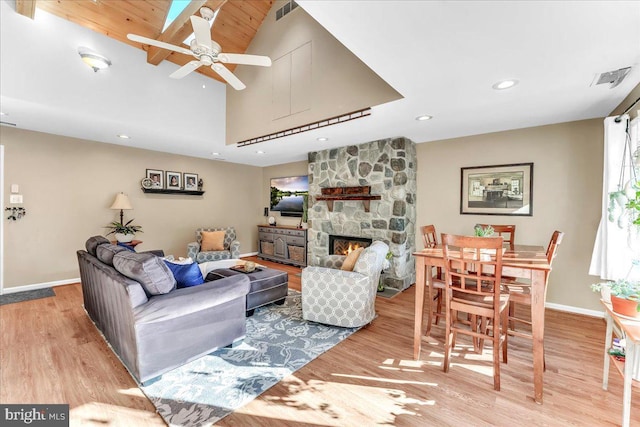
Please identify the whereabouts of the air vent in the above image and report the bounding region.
[594,67,632,89]
[276,0,298,21]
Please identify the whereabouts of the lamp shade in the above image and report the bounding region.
[110,193,133,210]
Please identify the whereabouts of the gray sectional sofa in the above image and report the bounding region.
[77,236,251,384]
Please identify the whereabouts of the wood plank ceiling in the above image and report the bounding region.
[16,0,273,84]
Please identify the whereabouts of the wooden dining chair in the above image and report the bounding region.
[420,225,445,336]
[441,233,509,391]
[505,231,564,342]
[477,224,516,247]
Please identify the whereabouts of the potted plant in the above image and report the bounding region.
[474,224,495,237]
[105,219,143,243]
[592,279,640,318]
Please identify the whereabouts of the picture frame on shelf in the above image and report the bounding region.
[184,173,198,191]
[460,162,533,216]
[146,169,164,189]
[166,171,181,190]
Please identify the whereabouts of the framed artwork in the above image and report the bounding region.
[166,171,181,190]
[146,169,164,188]
[183,173,198,190]
[460,163,533,216]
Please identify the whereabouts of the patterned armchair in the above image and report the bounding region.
[187,227,241,263]
[301,241,390,327]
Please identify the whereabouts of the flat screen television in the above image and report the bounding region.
[270,175,308,217]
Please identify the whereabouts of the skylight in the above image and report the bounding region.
[162,0,190,33]
[162,0,220,46]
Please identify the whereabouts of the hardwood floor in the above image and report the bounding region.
[1,256,637,426]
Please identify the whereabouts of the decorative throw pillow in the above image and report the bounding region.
[113,252,176,295]
[96,244,128,266]
[201,230,226,251]
[117,242,136,252]
[85,235,110,256]
[341,247,364,271]
[164,260,205,288]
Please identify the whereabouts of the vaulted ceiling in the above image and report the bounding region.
[17,0,272,84]
[3,1,640,167]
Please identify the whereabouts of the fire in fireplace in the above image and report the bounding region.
[329,235,373,255]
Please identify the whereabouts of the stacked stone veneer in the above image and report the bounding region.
[307,137,416,290]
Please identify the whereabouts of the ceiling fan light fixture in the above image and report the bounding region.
[78,46,111,72]
[492,79,519,90]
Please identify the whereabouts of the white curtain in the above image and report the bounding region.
[589,115,640,281]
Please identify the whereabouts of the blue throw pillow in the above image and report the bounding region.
[117,242,136,252]
[163,260,205,288]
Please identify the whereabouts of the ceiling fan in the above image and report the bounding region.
[127,6,272,90]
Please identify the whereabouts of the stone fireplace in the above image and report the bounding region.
[307,137,416,291]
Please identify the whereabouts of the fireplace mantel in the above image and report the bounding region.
[315,186,381,212]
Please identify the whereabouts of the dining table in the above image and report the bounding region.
[413,244,551,403]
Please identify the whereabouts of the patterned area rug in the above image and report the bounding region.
[140,290,360,426]
[0,288,55,306]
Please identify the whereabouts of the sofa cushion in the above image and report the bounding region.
[86,235,110,256]
[164,259,205,288]
[96,244,128,266]
[113,252,176,295]
[201,230,226,251]
[341,247,364,271]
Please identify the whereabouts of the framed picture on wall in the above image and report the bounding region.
[183,173,198,190]
[166,171,181,190]
[146,169,164,188]
[460,163,533,216]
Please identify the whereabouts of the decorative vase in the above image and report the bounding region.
[115,233,135,243]
[610,295,640,319]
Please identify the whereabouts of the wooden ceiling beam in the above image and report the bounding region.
[16,0,36,19]
[147,0,226,65]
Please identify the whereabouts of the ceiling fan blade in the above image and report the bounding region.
[170,60,203,79]
[212,63,246,90]
[190,15,212,49]
[127,33,192,56]
[218,53,272,67]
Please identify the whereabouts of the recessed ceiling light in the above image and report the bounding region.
[492,79,519,90]
[212,152,220,156]
[117,134,130,139]
[202,84,206,89]
[415,115,432,121]
[317,137,328,142]
[256,150,265,155]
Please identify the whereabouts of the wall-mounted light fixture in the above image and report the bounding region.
[78,46,111,72]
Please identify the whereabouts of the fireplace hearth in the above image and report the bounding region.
[329,235,373,255]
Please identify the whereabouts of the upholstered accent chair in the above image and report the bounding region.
[301,240,390,328]
[187,227,240,263]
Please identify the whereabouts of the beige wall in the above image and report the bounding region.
[1,127,263,289]
[610,83,640,120]
[261,160,309,228]
[416,119,604,311]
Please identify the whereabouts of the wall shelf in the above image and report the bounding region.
[141,188,204,196]
[316,186,380,212]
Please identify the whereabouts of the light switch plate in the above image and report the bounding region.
[10,184,19,193]
[9,194,23,204]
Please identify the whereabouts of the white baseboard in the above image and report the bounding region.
[545,302,604,319]
[1,278,80,295]
[241,251,259,257]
